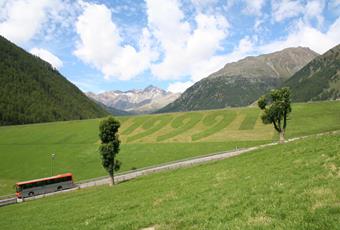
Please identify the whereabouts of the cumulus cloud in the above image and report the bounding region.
[167,81,194,93]
[146,0,229,81]
[0,0,60,44]
[191,0,218,12]
[271,0,304,22]
[0,0,79,44]
[271,0,325,26]
[328,0,340,14]
[30,48,63,69]
[243,0,266,16]
[74,2,156,80]
[259,18,340,54]
[305,0,325,27]
[167,36,258,93]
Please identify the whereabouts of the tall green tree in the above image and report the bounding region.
[99,116,121,186]
[258,87,292,143]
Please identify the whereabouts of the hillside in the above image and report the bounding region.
[1,133,339,229]
[87,85,180,114]
[159,47,318,112]
[90,98,132,116]
[0,100,339,195]
[0,36,108,125]
[285,44,340,101]
[98,103,132,116]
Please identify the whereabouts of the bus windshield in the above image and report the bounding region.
[16,185,22,192]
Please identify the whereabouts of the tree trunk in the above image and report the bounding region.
[109,171,114,186]
[279,130,285,144]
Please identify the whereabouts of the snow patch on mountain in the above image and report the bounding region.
[86,85,180,114]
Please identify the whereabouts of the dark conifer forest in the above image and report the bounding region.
[0,36,108,126]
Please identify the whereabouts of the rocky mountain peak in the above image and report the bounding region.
[158,46,319,113]
[210,46,319,80]
[86,85,180,114]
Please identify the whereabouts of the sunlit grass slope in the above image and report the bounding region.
[0,133,339,229]
[0,101,339,195]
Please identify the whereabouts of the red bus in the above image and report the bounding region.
[16,173,75,198]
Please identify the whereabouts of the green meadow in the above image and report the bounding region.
[0,133,339,229]
[0,101,339,195]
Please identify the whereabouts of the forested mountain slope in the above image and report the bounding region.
[284,44,340,101]
[0,36,108,125]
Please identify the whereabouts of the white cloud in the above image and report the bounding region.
[191,0,218,12]
[167,81,194,93]
[191,0,217,6]
[168,36,257,86]
[243,0,266,16]
[271,0,325,26]
[271,0,304,22]
[0,0,59,44]
[30,47,63,69]
[146,0,229,81]
[305,0,325,27]
[328,0,340,14]
[259,18,340,54]
[74,2,156,80]
[204,36,256,65]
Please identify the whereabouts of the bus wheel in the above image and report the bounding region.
[28,192,34,197]
[57,186,63,191]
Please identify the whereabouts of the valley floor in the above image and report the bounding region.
[0,133,339,229]
[0,101,339,196]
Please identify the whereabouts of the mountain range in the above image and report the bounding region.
[86,85,180,114]
[1,32,339,125]
[0,35,108,125]
[158,47,319,113]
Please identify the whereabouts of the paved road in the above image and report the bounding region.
[78,146,258,189]
[0,146,259,206]
[1,130,338,206]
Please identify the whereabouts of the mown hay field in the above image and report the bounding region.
[0,101,339,195]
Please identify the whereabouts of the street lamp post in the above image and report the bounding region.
[51,153,55,176]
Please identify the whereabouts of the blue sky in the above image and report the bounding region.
[0,0,339,93]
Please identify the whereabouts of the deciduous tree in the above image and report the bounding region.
[99,116,121,186]
[258,87,292,143]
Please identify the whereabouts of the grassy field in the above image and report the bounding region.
[0,133,339,229]
[0,101,339,195]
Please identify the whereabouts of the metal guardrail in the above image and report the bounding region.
[0,147,249,206]
[0,194,16,200]
[0,197,17,207]
[76,147,246,185]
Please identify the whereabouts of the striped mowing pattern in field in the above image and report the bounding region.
[191,110,237,141]
[119,109,272,143]
[239,109,260,130]
[126,115,173,142]
[156,113,203,142]
[0,101,339,196]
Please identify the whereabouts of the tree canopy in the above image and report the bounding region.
[99,116,121,185]
[258,87,292,143]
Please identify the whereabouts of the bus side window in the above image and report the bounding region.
[36,181,44,187]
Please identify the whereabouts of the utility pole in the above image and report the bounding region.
[51,153,55,176]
